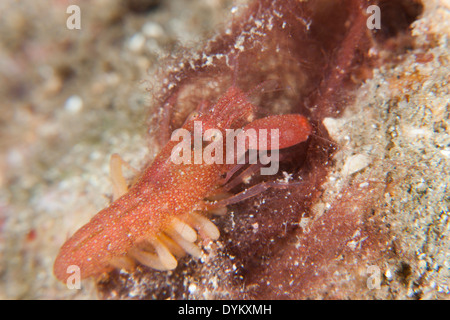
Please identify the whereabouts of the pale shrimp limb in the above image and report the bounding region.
[241,114,312,150]
[159,93,179,146]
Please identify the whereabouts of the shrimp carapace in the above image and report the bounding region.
[53,86,312,283]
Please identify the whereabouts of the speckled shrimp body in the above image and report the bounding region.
[53,86,312,283]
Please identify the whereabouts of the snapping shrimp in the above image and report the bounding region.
[53,86,312,283]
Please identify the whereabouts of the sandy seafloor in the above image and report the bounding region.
[0,0,448,299]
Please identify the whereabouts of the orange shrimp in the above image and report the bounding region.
[53,86,312,283]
